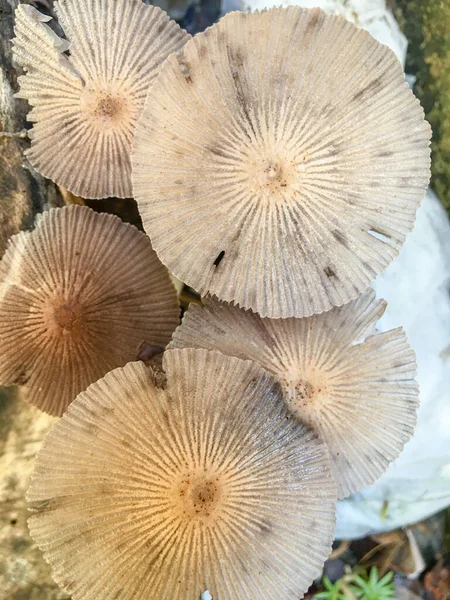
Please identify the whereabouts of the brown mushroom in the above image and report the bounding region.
[169,291,419,499]
[12,1,190,198]
[27,348,337,599]
[132,6,431,318]
[0,205,179,415]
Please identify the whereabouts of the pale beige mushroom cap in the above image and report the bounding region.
[169,291,419,499]
[27,348,337,600]
[0,205,179,416]
[12,1,190,199]
[132,6,431,319]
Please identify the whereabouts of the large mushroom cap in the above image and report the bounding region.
[27,348,337,599]
[169,291,419,499]
[0,205,179,416]
[132,6,431,318]
[12,1,190,199]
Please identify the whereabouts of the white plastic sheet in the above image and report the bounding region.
[336,190,450,538]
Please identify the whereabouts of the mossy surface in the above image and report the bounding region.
[396,0,450,215]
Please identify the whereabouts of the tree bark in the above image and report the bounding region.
[0,0,62,259]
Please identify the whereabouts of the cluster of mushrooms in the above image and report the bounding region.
[0,0,431,598]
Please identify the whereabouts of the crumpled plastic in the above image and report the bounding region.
[336,189,450,538]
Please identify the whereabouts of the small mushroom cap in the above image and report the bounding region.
[132,6,431,318]
[12,1,190,199]
[27,348,337,600]
[0,205,179,416]
[169,291,419,499]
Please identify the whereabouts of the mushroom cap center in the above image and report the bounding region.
[176,471,223,521]
[80,86,135,130]
[237,149,298,203]
[282,369,328,426]
[295,379,316,402]
[261,161,282,183]
[94,93,125,121]
[53,303,79,329]
[43,298,85,336]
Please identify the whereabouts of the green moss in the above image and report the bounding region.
[396,0,450,214]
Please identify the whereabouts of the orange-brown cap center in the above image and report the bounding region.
[94,93,125,121]
[238,149,298,203]
[43,298,84,336]
[53,304,80,330]
[175,471,223,521]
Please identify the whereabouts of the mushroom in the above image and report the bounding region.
[132,6,431,319]
[27,348,337,599]
[169,291,419,499]
[12,1,190,199]
[0,205,179,416]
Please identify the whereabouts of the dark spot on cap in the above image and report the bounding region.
[369,226,391,239]
[378,150,394,158]
[353,78,382,102]
[362,261,376,276]
[401,176,411,187]
[207,145,228,159]
[259,519,272,535]
[332,229,348,247]
[156,22,166,35]
[227,46,256,136]
[324,266,336,278]
[306,8,321,32]
[15,369,29,386]
[231,223,243,243]
[213,250,225,267]
[231,48,245,69]
[238,557,249,574]
[216,29,226,43]
[177,55,193,84]
[84,421,99,435]
[393,361,406,368]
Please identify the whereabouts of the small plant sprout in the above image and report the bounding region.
[353,567,395,600]
[27,348,337,600]
[132,6,431,319]
[0,205,179,416]
[315,567,395,600]
[315,575,355,600]
[12,0,190,198]
[169,290,419,499]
